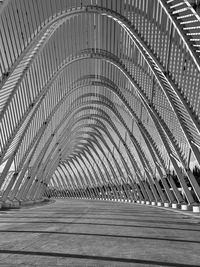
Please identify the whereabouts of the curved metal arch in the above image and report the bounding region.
[53,131,149,202]
[1,8,198,174]
[1,1,200,204]
[0,2,198,161]
[59,164,84,197]
[16,122,110,200]
[53,169,69,196]
[86,4,200,136]
[76,76,171,172]
[11,89,184,202]
[0,53,92,162]
[32,110,134,189]
[13,71,171,180]
[70,137,126,200]
[76,145,124,200]
[2,1,199,130]
[69,155,102,198]
[14,121,94,198]
[54,168,71,194]
[0,6,88,90]
[39,125,128,193]
[0,51,134,161]
[2,77,150,179]
[55,90,197,204]
[159,0,200,72]
[1,0,198,90]
[28,11,198,156]
[52,130,144,202]
[60,162,93,199]
[66,159,94,190]
[89,142,139,201]
[73,53,199,169]
[0,54,191,197]
[38,107,161,203]
[70,129,151,202]
[28,50,198,177]
[32,101,150,189]
[57,165,77,195]
[0,48,191,186]
[82,136,145,201]
[89,122,160,202]
[54,137,134,201]
[71,153,104,191]
[38,103,187,204]
[72,150,132,201]
[33,75,163,176]
[72,134,130,188]
[57,165,77,192]
[3,85,195,203]
[57,162,85,198]
[69,150,100,188]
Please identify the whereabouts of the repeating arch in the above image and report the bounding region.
[1,0,200,209]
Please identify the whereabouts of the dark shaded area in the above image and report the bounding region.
[0,213,185,219]
[0,230,199,244]
[0,217,197,226]
[0,250,199,267]
[1,222,199,232]
[0,199,54,211]
[193,165,200,186]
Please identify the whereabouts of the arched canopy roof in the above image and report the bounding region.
[1,0,200,204]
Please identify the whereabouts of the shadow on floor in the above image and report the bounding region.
[0,214,183,220]
[0,249,198,267]
[0,217,198,226]
[1,222,199,232]
[0,230,199,244]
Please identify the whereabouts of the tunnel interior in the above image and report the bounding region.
[0,0,200,211]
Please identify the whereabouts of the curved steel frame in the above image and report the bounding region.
[0,0,200,207]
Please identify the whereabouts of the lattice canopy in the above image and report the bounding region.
[1,0,200,205]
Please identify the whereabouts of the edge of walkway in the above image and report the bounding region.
[65,198,200,219]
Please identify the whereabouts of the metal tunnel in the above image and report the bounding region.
[1,0,200,212]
